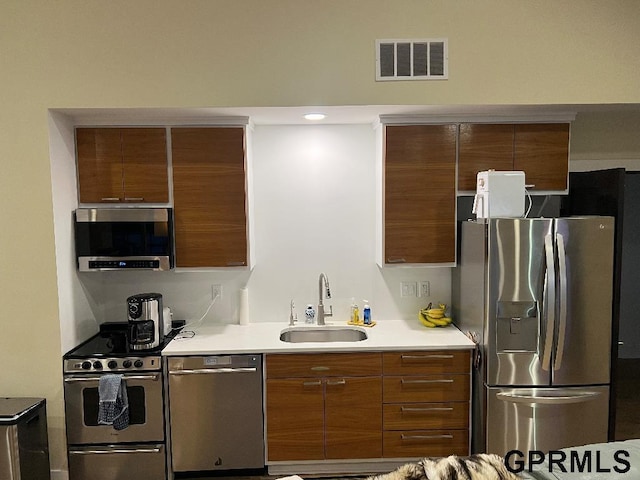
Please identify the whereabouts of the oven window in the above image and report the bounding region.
[82,386,146,426]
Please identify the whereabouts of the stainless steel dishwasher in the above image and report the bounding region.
[167,355,264,472]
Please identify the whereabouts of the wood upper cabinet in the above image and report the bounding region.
[382,124,457,265]
[171,127,248,268]
[458,123,570,192]
[76,127,169,203]
[265,353,382,462]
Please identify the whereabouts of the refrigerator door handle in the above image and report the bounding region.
[555,233,568,370]
[542,233,556,371]
[496,391,602,405]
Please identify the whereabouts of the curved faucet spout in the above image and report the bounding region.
[317,273,333,325]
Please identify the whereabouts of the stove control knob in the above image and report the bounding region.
[134,359,144,368]
[93,361,103,370]
[123,360,132,368]
[81,361,91,370]
[108,360,118,369]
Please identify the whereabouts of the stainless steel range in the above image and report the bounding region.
[63,323,175,480]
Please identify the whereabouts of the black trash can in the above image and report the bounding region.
[0,398,51,480]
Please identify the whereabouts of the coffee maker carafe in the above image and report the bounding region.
[127,293,163,350]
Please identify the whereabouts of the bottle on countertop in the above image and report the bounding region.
[363,300,371,325]
[350,298,360,324]
[305,304,316,324]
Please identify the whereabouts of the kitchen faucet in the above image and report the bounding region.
[317,273,333,326]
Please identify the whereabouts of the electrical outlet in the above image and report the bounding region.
[212,284,223,300]
[419,281,430,297]
[401,281,417,297]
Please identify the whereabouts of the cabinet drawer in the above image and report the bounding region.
[266,353,382,379]
[383,402,468,431]
[383,374,469,403]
[383,350,470,375]
[383,430,469,458]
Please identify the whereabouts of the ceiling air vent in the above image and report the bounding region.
[376,38,448,81]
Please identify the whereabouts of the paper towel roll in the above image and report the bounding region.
[239,288,249,325]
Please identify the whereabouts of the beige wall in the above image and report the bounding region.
[2,0,640,473]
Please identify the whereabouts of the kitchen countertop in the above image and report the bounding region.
[162,319,475,356]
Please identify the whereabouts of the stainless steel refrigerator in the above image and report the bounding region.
[453,216,614,455]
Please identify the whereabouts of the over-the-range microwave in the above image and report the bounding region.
[74,208,174,272]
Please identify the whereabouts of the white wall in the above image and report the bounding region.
[57,124,451,346]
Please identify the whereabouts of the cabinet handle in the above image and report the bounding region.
[101,197,121,201]
[401,434,454,441]
[124,197,144,201]
[387,257,406,264]
[326,379,346,386]
[310,366,330,372]
[401,406,454,413]
[302,380,322,386]
[401,379,454,384]
[401,354,454,360]
[226,261,246,266]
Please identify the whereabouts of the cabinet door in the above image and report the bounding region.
[458,124,515,191]
[172,127,248,267]
[76,128,124,203]
[121,128,168,202]
[514,123,569,191]
[266,378,324,461]
[384,125,456,264]
[325,376,382,459]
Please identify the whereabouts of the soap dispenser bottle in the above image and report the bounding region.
[350,298,360,324]
[363,300,371,325]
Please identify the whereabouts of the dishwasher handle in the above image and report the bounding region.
[169,367,258,375]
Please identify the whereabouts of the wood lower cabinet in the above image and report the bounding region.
[171,127,248,268]
[382,350,471,458]
[265,350,471,464]
[76,127,168,203]
[382,124,457,265]
[458,122,570,192]
[265,353,382,461]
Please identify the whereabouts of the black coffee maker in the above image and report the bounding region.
[127,293,164,350]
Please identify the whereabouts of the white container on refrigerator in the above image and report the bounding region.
[473,170,526,219]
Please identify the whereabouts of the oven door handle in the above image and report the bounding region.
[64,374,160,383]
[69,445,163,455]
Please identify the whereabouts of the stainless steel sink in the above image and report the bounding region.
[280,326,368,343]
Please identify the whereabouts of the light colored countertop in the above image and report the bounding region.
[162,319,475,356]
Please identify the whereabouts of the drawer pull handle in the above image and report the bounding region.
[401,434,454,441]
[401,354,454,360]
[100,197,121,201]
[401,379,454,384]
[326,379,346,386]
[124,197,144,201]
[226,261,246,266]
[303,380,322,386]
[310,366,330,371]
[387,257,407,263]
[401,407,454,413]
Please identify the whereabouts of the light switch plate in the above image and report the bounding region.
[419,281,430,297]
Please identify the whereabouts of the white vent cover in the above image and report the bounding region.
[376,38,448,81]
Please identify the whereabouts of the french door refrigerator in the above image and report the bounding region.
[453,217,615,455]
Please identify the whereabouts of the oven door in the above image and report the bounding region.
[64,372,164,444]
[68,444,165,480]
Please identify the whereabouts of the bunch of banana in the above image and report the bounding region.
[418,302,453,328]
